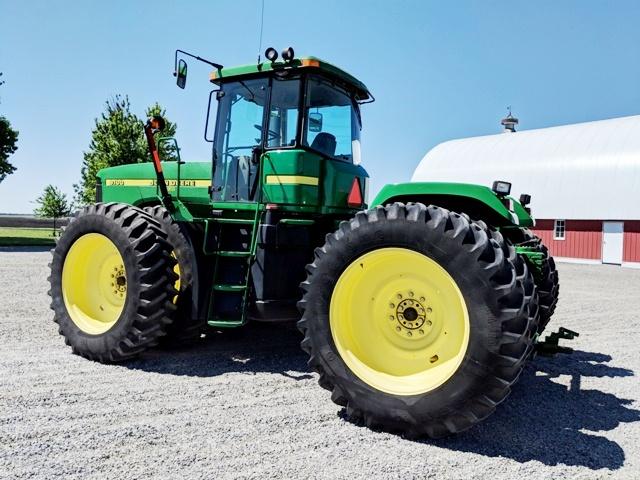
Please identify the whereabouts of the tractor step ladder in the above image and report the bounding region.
[206,208,261,328]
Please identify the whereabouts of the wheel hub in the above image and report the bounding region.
[111,266,126,297]
[389,292,433,337]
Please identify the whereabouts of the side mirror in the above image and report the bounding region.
[309,112,323,132]
[175,59,188,89]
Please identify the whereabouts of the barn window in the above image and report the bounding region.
[554,220,566,240]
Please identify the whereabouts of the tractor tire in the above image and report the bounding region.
[144,205,205,346]
[477,222,540,358]
[507,228,559,333]
[49,203,177,362]
[298,202,535,438]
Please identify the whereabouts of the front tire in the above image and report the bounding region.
[49,203,177,362]
[298,203,534,438]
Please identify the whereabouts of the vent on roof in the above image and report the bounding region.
[501,107,519,133]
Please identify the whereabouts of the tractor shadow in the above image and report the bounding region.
[127,326,638,471]
[125,321,314,381]
[433,350,639,470]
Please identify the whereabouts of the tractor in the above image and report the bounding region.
[49,48,562,438]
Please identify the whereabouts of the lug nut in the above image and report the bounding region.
[420,297,425,302]
[419,329,424,335]
[389,303,395,309]
[407,331,412,337]
[409,291,414,297]
[395,326,401,332]
[397,293,402,299]
[426,320,432,326]
[389,315,394,321]
[427,307,432,313]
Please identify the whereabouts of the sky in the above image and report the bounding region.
[1,0,639,213]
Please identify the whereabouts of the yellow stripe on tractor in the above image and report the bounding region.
[105,179,211,187]
[264,175,319,186]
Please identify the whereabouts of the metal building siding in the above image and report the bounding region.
[532,220,603,260]
[624,221,640,262]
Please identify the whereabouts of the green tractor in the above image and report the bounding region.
[49,48,562,438]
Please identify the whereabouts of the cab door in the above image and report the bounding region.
[212,78,268,202]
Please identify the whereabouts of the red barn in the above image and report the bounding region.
[413,115,640,267]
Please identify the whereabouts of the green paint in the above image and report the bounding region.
[260,149,367,213]
[372,182,534,227]
[515,246,546,282]
[509,197,535,226]
[279,218,315,225]
[98,161,211,209]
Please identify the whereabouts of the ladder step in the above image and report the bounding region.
[216,250,251,257]
[211,218,255,224]
[213,284,246,292]
[208,319,245,328]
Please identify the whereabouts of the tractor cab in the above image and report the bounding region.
[181,51,373,211]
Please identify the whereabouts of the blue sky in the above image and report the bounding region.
[1,0,639,213]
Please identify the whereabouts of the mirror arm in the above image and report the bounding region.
[174,49,224,74]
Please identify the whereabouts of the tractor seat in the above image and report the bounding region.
[310,132,336,157]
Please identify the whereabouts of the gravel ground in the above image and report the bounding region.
[1,248,639,479]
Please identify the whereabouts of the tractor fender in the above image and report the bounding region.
[371,182,534,228]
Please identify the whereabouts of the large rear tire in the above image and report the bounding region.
[144,205,205,346]
[298,203,535,438]
[49,203,177,362]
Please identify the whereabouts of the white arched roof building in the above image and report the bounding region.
[412,114,640,266]
[412,115,640,220]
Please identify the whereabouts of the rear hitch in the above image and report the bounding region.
[535,327,580,356]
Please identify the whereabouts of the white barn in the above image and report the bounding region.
[412,115,640,267]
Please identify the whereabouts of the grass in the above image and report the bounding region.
[0,227,57,246]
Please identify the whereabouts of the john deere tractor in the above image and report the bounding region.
[49,48,562,438]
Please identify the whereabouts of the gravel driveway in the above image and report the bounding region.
[1,249,639,479]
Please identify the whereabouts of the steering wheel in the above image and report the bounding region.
[254,124,279,141]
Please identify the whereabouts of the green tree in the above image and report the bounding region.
[0,116,18,183]
[34,185,72,235]
[0,72,19,184]
[74,95,177,205]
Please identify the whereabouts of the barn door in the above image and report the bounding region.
[602,222,624,265]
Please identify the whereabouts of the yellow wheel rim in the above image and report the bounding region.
[329,248,470,396]
[62,233,127,335]
[171,251,181,304]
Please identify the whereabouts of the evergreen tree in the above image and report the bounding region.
[34,185,72,235]
[74,95,177,205]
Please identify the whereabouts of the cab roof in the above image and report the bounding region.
[209,56,373,103]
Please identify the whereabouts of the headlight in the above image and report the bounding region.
[492,180,511,196]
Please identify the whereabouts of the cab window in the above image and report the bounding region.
[266,77,301,148]
[303,76,361,164]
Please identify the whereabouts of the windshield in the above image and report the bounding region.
[303,76,362,164]
[266,76,301,148]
